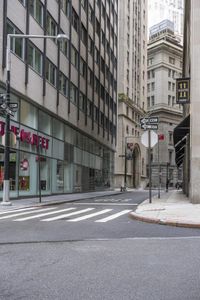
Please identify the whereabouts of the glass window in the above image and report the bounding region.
[47,13,57,37]
[52,159,64,193]
[19,152,37,196]
[59,72,68,96]
[30,0,44,26]
[46,59,57,86]
[52,118,64,140]
[28,43,42,75]
[7,21,24,60]
[20,100,38,129]
[38,110,51,135]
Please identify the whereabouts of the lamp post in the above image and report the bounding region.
[1,33,68,206]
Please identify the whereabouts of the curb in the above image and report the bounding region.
[129,212,200,229]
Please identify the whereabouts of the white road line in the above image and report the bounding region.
[95,210,132,223]
[42,208,94,222]
[0,207,55,220]
[0,207,40,215]
[14,208,76,221]
[74,203,138,206]
[68,209,112,222]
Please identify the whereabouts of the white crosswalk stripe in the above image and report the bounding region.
[0,207,56,220]
[41,208,94,222]
[0,206,133,223]
[14,207,76,221]
[68,209,112,222]
[95,210,132,223]
[0,207,40,216]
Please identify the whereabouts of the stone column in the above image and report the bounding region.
[190,1,200,203]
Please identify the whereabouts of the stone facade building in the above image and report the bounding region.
[114,0,147,189]
[147,21,183,188]
[0,0,118,198]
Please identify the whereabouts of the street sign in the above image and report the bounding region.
[141,131,158,148]
[5,107,15,117]
[8,103,18,109]
[140,117,159,125]
[141,124,158,130]
[0,103,7,110]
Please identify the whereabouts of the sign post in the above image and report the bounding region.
[148,129,152,203]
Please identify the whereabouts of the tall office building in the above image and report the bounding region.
[147,20,183,188]
[0,0,118,198]
[148,0,184,42]
[115,0,147,189]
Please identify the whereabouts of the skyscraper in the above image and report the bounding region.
[0,0,118,198]
[115,0,147,189]
[148,0,184,42]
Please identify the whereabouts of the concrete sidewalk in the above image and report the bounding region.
[130,190,200,228]
[0,189,122,211]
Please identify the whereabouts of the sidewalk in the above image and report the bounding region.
[0,189,122,211]
[130,190,200,228]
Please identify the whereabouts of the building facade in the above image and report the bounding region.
[115,0,147,189]
[147,22,183,188]
[0,0,118,198]
[148,0,184,42]
[177,0,200,203]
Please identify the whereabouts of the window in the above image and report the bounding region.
[47,13,57,37]
[81,0,87,11]
[81,24,87,46]
[71,46,78,68]
[46,59,57,86]
[169,132,173,144]
[172,83,175,91]
[18,0,26,6]
[59,72,68,96]
[80,58,86,78]
[168,82,171,90]
[168,95,171,105]
[70,84,78,105]
[28,43,42,75]
[30,0,43,26]
[60,35,69,57]
[89,5,94,23]
[72,8,79,33]
[7,21,24,60]
[147,96,150,107]
[151,82,155,91]
[151,96,155,106]
[62,0,70,17]
[168,69,171,77]
[169,57,175,65]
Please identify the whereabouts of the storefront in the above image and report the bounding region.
[0,88,114,199]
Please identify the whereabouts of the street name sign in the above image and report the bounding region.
[140,117,159,125]
[141,124,158,130]
[8,103,18,109]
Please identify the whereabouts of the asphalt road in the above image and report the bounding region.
[1,191,200,300]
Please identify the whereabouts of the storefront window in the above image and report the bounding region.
[52,118,64,140]
[52,159,64,193]
[20,100,38,129]
[19,152,37,196]
[38,156,51,194]
[38,110,51,135]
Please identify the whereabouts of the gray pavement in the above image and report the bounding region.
[130,189,200,228]
[0,189,123,210]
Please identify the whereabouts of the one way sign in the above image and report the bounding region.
[140,117,159,124]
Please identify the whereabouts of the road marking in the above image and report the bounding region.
[74,203,138,206]
[42,208,94,222]
[14,208,76,221]
[0,207,55,220]
[68,209,112,222]
[95,210,132,223]
[0,207,40,215]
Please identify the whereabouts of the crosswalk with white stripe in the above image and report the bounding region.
[0,206,132,223]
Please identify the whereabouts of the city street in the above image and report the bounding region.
[1,191,200,299]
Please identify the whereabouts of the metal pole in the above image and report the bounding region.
[38,154,41,203]
[124,137,127,190]
[2,35,11,205]
[148,129,152,203]
[166,162,169,192]
[158,137,161,199]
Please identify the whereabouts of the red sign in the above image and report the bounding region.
[158,134,165,141]
[0,121,49,150]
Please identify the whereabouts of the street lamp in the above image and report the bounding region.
[1,33,68,206]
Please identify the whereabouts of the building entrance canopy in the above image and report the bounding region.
[173,115,190,167]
